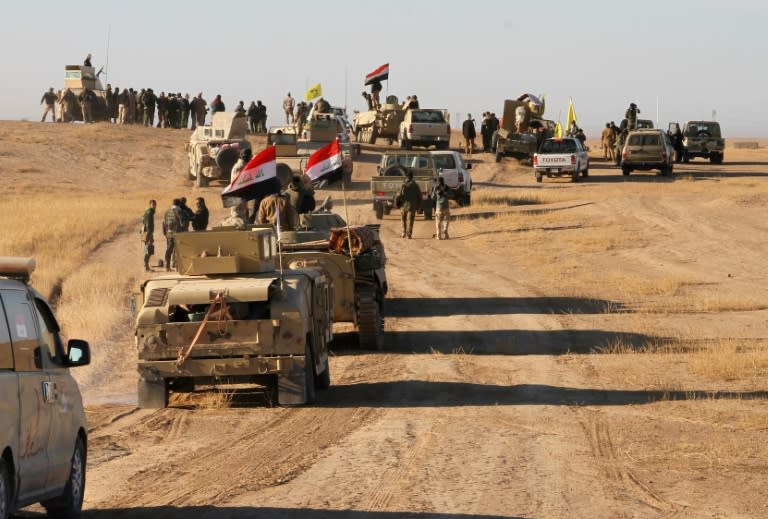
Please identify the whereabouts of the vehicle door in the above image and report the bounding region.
[1,288,51,499]
[0,295,20,484]
[33,297,82,489]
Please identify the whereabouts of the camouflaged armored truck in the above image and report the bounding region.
[279,206,388,350]
[185,112,252,187]
[134,227,332,408]
[353,95,406,144]
[493,96,555,163]
[59,64,109,122]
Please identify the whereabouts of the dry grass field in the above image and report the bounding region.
[3,121,768,518]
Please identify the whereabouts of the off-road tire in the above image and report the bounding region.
[622,166,631,176]
[375,202,384,220]
[43,437,86,519]
[356,284,384,350]
[495,151,502,163]
[710,153,723,164]
[582,165,589,177]
[0,458,10,519]
[423,203,433,220]
[571,171,579,182]
[137,378,168,408]
[315,354,330,390]
[535,171,543,183]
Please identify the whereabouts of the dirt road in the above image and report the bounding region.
[7,123,767,518]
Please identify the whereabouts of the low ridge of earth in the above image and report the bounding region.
[3,121,767,518]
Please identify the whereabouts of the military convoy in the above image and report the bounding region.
[353,95,406,144]
[493,96,555,163]
[185,112,252,187]
[134,227,333,408]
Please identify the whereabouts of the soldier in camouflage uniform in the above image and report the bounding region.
[40,87,57,122]
[625,103,640,131]
[162,199,184,271]
[396,169,422,239]
[141,200,157,271]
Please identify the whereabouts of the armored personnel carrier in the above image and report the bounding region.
[493,95,554,163]
[280,205,388,350]
[185,112,252,187]
[353,95,406,144]
[59,64,109,122]
[134,227,332,408]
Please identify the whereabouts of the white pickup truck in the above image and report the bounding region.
[532,137,589,183]
[398,109,451,150]
[430,150,472,206]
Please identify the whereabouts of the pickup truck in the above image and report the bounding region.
[372,152,436,220]
[532,137,589,183]
[430,150,472,206]
[397,109,451,150]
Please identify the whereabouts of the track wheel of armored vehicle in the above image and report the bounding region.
[356,284,384,351]
[138,378,169,408]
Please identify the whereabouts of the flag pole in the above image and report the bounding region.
[104,24,111,85]
[340,152,356,280]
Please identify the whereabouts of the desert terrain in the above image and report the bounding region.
[2,121,767,518]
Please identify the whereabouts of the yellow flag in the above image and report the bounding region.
[566,97,577,132]
[305,83,322,101]
[554,121,563,138]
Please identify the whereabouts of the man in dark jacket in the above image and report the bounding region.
[462,114,476,155]
[192,197,209,231]
[397,170,422,239]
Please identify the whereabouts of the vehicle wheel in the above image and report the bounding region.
[195,171,208,187]
[383,205,392,215]
[43,437,86,519]
[403,138,412,150]
[582,166,589,177]
[710,153,723,164]
[535,171,543,183]
[622,166,631,176]
[315,353,330,390]
[495,152,502,163]
[374,202,384,220]
[464,193,471,206]
[423,203,433,220]
[137,378,168,408]
[0,458,10,519]
[682,152,690,163]
[571,172,579,182]
[303,343,317,404]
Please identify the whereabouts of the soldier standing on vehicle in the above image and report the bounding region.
[192,197,209,231]
[210,94,225,116]
[397,170,422,239]
[625,103,640,131]
[162,199,184,271]
[462,114,476,155]
[257,193,298,232]
[247,101,258,133]
[370,81,382,109]
[432,176,450,240]
[141,200,157,271]
[256,100,267,133]
[40,87,57,122]
[283,92,295,123]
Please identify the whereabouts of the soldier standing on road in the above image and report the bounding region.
[462,114,476,155]
[40,87,57,122]
[397,170,422,239]
[162,199,184,271]
[104,84,115,123]
[283,92,295,123]
[78,87,96,123]
[190,92,207,129]
[141,200,157,271]
[431,176,450,240]
[480,112,491,152]
[625,103,640,131]
[601,123,615,161]
[192,197,209,231]
[143,88,156,127]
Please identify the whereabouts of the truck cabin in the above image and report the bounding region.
[409,110,446,123]
[64,65,104,91]
[381,154,434,175]
[539,138,582,154]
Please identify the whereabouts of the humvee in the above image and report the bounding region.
[186,112,252,187]
[134,228,333,408]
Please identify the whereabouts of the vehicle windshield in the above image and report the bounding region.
[684,122,721,138]
[385,155,432,169]
[411,110,445,123]
[540,139,579,153]
[628,133,660,146]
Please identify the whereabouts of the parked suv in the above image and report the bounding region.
[620,129,674,177]
[0,257,91,519]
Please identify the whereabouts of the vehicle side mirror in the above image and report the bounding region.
[65,339,91,367]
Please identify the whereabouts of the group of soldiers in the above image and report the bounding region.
[141,197,209,272]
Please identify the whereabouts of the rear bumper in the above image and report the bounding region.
[622,161,666,170]
[138,355,303,381]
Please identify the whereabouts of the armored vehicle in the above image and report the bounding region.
[280,206,388,350]
[59,64,109,122]
[134,228,332,408]
[354,95,406,144]
[493,97,555,163]
[186,112,252,187]
[0,257,91,519]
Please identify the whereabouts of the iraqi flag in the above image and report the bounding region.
[364,63,389,85]
[221,145,280,207]
[305,138,343,186]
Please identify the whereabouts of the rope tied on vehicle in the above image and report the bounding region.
[176,292,231,368]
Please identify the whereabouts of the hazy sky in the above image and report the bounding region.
[3,0,765,136]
